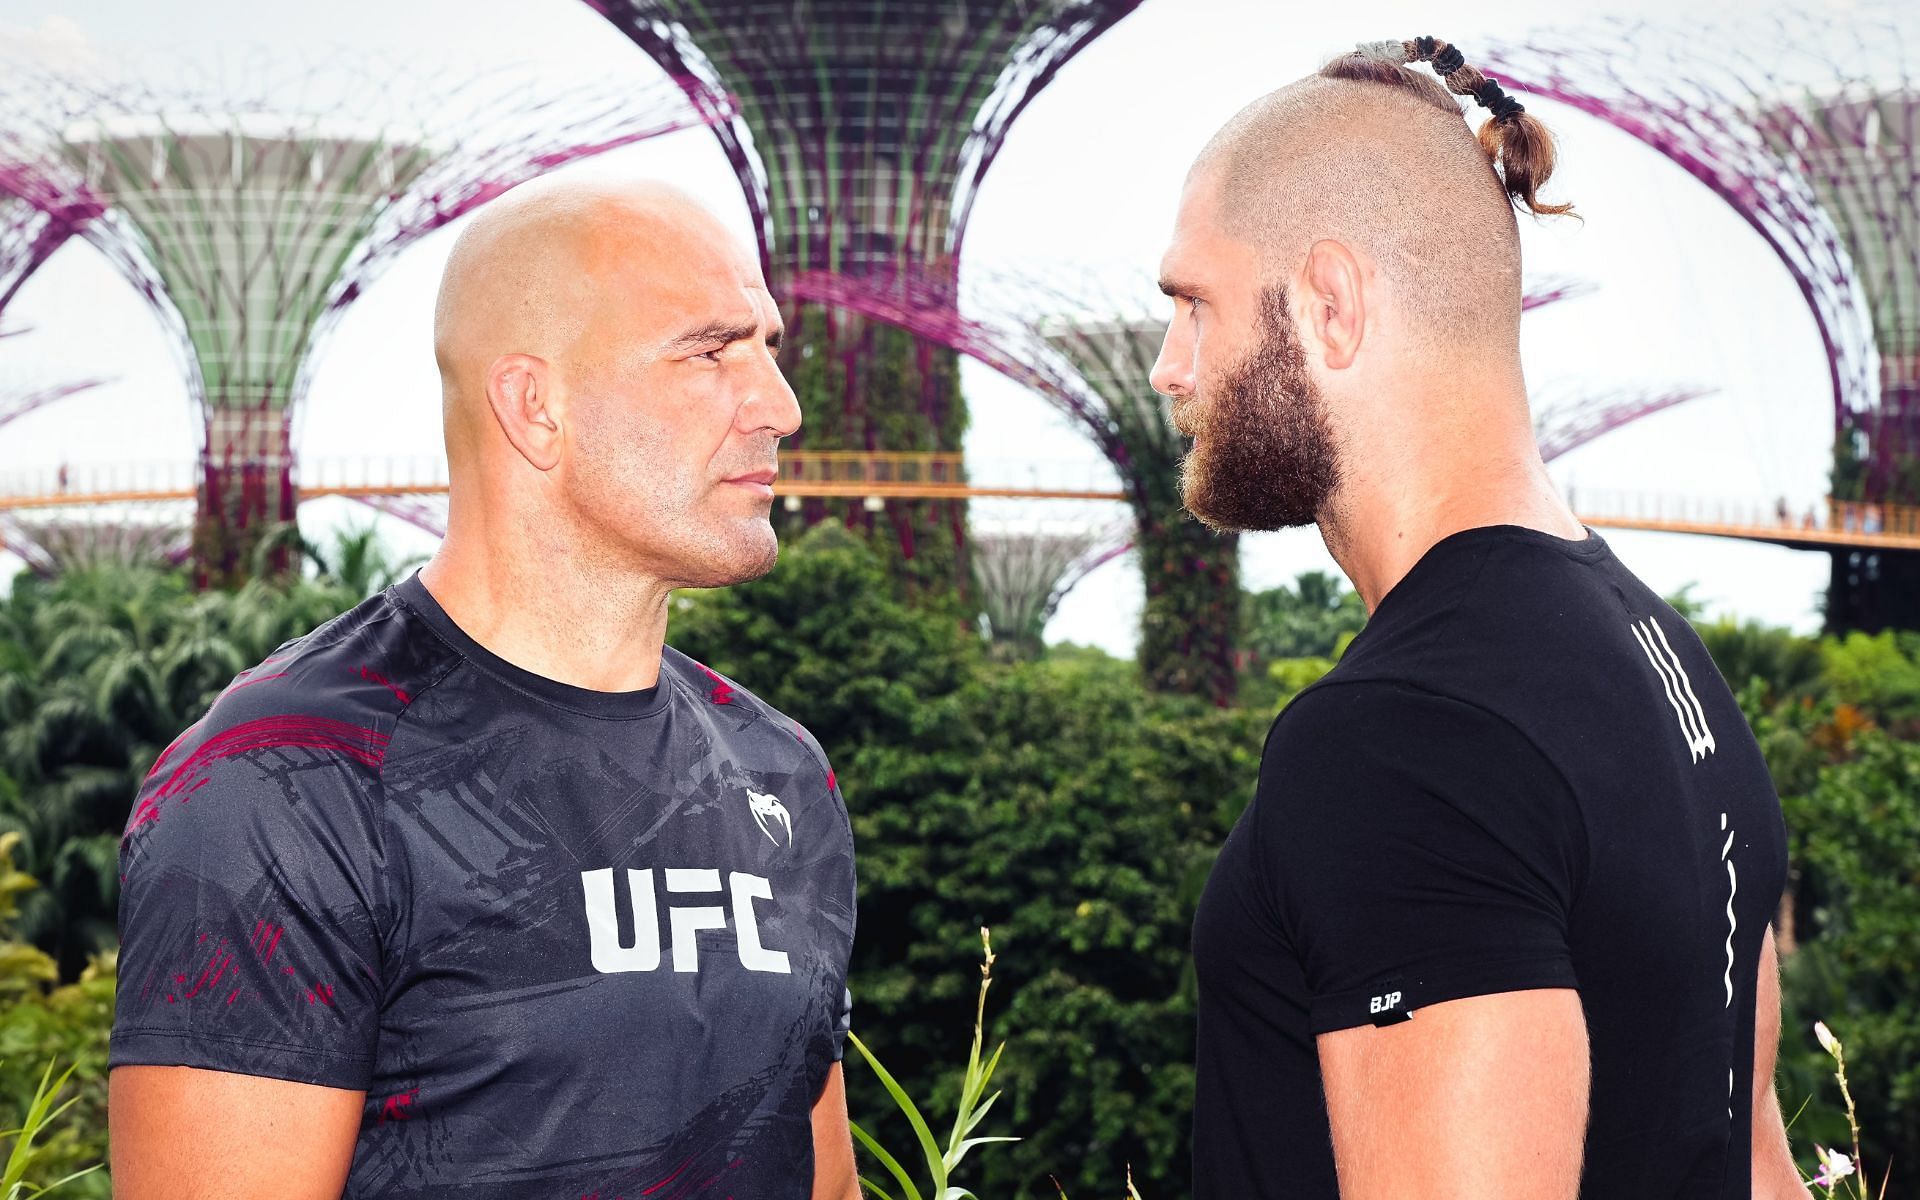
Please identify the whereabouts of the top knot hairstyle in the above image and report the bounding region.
[1334,35,1575,218]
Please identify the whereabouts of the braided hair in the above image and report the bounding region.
[1336,35,1574,217]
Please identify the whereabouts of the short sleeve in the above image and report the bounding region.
[820,750,855,1064]
[112,723,391,1090]
[830,986,853,1062]
[1253,682,1587,1035]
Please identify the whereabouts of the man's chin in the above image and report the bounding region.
[705,522,782,587]
[1180,470,1319,534]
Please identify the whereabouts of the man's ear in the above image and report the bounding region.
[1301,240,1367,371]
[485,353,563,472]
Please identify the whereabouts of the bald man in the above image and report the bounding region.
[1158,38,1807,1200]
[109,178,860,1199]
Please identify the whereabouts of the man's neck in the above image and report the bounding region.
[418,505,674,694]
[1320,420,1585,614]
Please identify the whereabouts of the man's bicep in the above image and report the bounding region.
[810,1061,858,1200]
[111,1065,363,1199]
[1752,928,1813,1198]
[1317,988,1589,1200]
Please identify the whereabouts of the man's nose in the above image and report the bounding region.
[1150,320,1194,398]
[744,355,802,439]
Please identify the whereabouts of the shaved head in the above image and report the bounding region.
[434,177,742,449]
[430,174,799,590]
[1192,72,1525,351]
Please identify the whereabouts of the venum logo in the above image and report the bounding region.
[580,868,790,975]
[748,789,792,846]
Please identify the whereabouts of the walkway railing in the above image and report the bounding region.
[5,455,1920,552]
[1569,489,1920,551]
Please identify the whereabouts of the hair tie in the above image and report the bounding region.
[1473,78,1524,121]
[1415,35,1437,58]
[1431,44,1465,75]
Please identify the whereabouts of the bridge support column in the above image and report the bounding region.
[1826,547,1920,633]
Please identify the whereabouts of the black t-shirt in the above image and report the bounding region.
[1192,526,1788,1199]
[113,573,856,1197]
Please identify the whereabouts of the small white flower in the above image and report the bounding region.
[1813,1145,1856,1187]
[1815,1020,1842,1057]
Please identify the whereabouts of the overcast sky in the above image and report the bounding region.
[0,0,1879,653]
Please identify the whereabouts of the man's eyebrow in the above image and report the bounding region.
[1159,276,1204,300]
[664,318,761,353]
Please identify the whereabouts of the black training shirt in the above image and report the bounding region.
[1192,525,1787,1198]
[113,572,856,1197]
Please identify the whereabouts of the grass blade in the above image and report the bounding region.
[850,1117,923,1200]
[849,1031,947,1193]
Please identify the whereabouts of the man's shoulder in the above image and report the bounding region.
[1264,676,1563,794]
[128,587,458,838]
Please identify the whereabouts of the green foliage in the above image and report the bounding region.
[1235,571,1362,712]
[1776,727,1920,1175]
[1,1060,102,1199]
[0,835,109,1199]
[1819,630,1920,727]
[676,528,1266,1197]
[1137,519,1240,705]
[11,516,1920,1198]
[0,546,377,975]
[1696,617,1825,706]
[1240,570,1365,664]
[776,304,971,598]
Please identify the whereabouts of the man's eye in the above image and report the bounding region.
[695,348,724,362]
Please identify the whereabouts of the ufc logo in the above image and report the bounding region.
[580,868,790,975]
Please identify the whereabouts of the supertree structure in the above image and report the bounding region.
[972,521,1129,658]
[0,70,93,319]
[0,195,85,319]
[1,512,189,576]
[973,272,1628,703]
[1,60,710,586]
[1482,9,1920,628]
[1029,312,1242,701]
[587,0,1142,591]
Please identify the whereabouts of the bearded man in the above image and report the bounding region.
[1154,36,1808,1200]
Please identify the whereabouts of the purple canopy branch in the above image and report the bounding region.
[1522,276,1599,312]
[1533,384,1717,462]
[0,377,110,432]
[348,493,447,540]
[1483,15,1891,464]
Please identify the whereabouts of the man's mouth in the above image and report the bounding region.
[723,468,777,498]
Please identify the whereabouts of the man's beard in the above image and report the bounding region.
[1177,286,1342,533]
